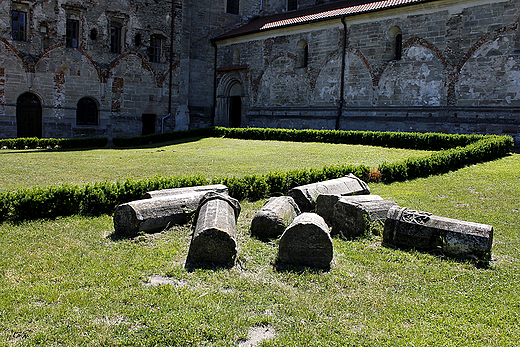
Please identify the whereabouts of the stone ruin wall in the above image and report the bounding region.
[0,0,183,140]
[215,0,520,144]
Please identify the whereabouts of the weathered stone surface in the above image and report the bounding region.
[142,184,228,199]
[113,192,210,236]
[277,213,333,268]
[288,174,370,212]
[186,192,241,266]
[316,194,384,226]
[251,196,301,239]
[383,206,493,261]
[332,198,398,238]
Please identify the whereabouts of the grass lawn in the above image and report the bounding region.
[0,137,429,191]
[0,140,519,346]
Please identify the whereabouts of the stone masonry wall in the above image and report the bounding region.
[215,0,520,144]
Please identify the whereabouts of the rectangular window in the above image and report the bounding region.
[148,35,162,63]
[110,23,122,54]
[288,0,297,11]
[12,10,27,41]
[227,0,239,15]
[66,19,79,48]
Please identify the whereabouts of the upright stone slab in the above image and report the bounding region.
[186,192,241,266]
[332,198,397,238]
[113,191,213,236]
[142,184,228,199]
[383,206,493,261]
[251,196,301,239]
[316,194,383,226]
[277,213,333,269]
[288,174,370,212]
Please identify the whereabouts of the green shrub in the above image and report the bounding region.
[0,137,108,150]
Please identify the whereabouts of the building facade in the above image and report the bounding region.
[1,0,519,143]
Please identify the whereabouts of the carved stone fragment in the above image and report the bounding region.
[383,206,493,261]
[113,191,212,236]
[332,198,398,238]
[288,174,370,212]
[142,184,228,199]
[251,196,301,239]
[316,194,384,226]
[277,213,333,268]
[186,192,241,266]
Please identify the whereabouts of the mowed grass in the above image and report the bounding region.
[0,141,519,346]
[0,137,429,191]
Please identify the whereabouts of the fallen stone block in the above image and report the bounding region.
[113,191,212,236]
[332,198,398,238]
[277,213,333,269]
[142,184,228,199]
[251,196,301,239]
[288,173,370,212]
[316,194,383,226]
[186,192,241,266]
[383,206,493,261]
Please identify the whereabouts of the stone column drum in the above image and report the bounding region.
[332,198,398,238]
[186,192,241,266]
[250,196,301,239]
[383,206,493,261]
[277,213,333,268]
[316,194,384,226]
[113,191,215,236]
[142,184,228,199]
[288,173,370,212]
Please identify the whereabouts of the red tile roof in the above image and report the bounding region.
[215,0,435,41]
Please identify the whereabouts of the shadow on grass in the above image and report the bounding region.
[184,261,235,272]
[381,243,491,269]
[111,136,206,150]
[273,260,331,273]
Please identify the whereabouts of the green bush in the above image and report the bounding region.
[0,137,108,150]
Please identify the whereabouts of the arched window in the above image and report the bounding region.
[387,26,403,61]
[297,40,308,68]
[76,97,98,125]
[17,93,42,138]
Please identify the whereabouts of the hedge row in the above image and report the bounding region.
[0,137,108,150]
[0,164,369,223]
[113,127,485,151]
[0,129,513,223]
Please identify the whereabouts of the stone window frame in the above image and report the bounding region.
[110,19,123,54]
[287,0,298,11]
[387,26,403,61]
[296,39,308,68]
[226,0,239,15]
[148,34,164,63]
[11,8,28,41]
[76,97,99,126]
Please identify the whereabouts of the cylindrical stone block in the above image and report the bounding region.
[142,184,228,199]
[383,206,493,261]
[332,198,397,238]
[278,213,333,268]
[316,194,383,226]
[186,192,241,266]
[288,173,370,212]
[250,196,301,239]
[113,192,210,236]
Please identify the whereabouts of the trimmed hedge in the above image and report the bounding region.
[0,128,513,223]
[0,137,108,150]
[113,127,485,151]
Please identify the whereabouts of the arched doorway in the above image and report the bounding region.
[17,92,42,138]
[228,82,242,128]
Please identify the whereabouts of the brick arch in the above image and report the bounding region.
[0,37,34,73]
[448,22,519,105]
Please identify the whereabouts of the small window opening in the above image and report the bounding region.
[288,0,298,11]
[12,10,27,41]
[110,21,122,54]
[76,97,98,126]
[227,0,239,15]
[148,35,163,63]
[90,28,98,40]
[395,33,402,61]
[297,40,308,68]
[66,18,79,48]
[135,33,142,46]
[233,48,240,65]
